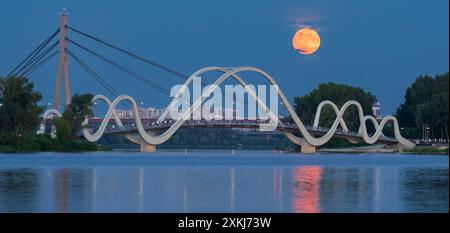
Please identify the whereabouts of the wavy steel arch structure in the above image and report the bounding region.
[42,97,146,144]
[43,109,62,119]
[312,100,386,143]
[38,109,63,135]
[82,66,415,149]
[313,100,386,135]
[83,95,147,145]
[313,100,349,131]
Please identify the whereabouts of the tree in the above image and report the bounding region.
[293,82,376,132]
[59,93,94,138]
[396,72,449,139]
[0,76,44,144]
[54,118,72,141]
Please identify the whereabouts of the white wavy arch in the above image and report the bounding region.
[312,100,386,143]
[359,115,386,137]
[82,66,415,148]
[313,100,349,131]
[43,109,62,119]
[83,66,280,144]
[38,109,63,135]
[87,95,146,144]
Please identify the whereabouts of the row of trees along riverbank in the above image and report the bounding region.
[0,76,107,152]
[284,73,448,149]
[395,73,449,140]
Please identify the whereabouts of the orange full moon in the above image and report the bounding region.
[292,28,320,55]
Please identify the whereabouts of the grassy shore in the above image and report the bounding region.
[0,135,111,153]
[403,147,449,155]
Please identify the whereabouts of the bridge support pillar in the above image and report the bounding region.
[283,132,317,154]
[300,143,316,153]
[140,143,156,152]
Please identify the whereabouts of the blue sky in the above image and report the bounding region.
[0,0,448,114]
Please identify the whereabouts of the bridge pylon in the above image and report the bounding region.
[299,139,316,153]
[123,133,157,152]
[140,143,156,152]
[54,9,71,111]
[301,143,316,153]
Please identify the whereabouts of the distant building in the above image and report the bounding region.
[372,102,381,119]
[115,107,164,119]
[194,107,240,120]
[113,106,245,120]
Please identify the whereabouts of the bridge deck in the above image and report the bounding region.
[84,118,398,144]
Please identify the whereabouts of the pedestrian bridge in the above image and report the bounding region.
[84,117,399,151]
[43,66,415,153]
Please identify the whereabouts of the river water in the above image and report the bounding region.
[0,151,448,213]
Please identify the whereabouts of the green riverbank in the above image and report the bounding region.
[403,147,449,155]
[0,135,111,153]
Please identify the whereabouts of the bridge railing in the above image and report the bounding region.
[88,118,398,142]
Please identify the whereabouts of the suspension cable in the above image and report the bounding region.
[17,32,59,76]
[66,25,188,80]
[23,50,58,77]
[18,40,60,77]
[68,50,134,108]
[67,50,120,97]
[5,29,60,79]
[67,38,170,96]
[66,25,247,107]
[67,49,132,109]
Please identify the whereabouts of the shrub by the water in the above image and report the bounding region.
[0,134,109,153]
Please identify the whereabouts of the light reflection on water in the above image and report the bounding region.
[292,166,321,213]
[0,152,448,213]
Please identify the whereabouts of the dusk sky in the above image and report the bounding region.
[1,0,448,114]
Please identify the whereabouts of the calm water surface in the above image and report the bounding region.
[0,151,448,213]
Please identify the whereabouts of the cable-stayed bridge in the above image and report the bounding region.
[3,10,415,153]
